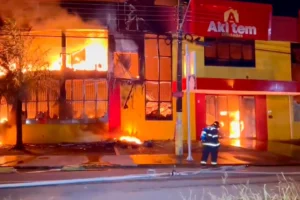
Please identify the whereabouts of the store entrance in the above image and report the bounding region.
[205,95,256,139]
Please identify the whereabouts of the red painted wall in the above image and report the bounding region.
[108,83,121,131]
[195,93,206,140]
[173,78,300,93]
[271,16,297,42]
[255,95,268,141]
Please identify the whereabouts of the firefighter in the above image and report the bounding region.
[200,121,220,166]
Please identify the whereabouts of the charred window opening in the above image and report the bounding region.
[114,52,139,79]
[204,37,255,67]
[145,34,172,121]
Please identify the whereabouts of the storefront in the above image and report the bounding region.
[172,0,300,141]
[179,78,300,141]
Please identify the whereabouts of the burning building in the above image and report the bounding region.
[1,0,300,145]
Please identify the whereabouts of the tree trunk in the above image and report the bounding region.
[15,99,23,150]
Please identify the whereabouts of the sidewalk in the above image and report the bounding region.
[1,151,300,173]
[1,140,300,173]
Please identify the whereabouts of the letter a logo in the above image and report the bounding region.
[224,8,239,23]
[228,13,237,23]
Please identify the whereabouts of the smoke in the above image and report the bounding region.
[0,0,100,30]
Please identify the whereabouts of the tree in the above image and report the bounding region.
[0,19,58,150]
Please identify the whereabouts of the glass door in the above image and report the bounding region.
[240,96,256,138]
[205,95,256,139]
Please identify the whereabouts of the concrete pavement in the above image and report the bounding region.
[0,152,299,173]
[1,166,300,183]
[0,169,300,200]
[1,139,300,173]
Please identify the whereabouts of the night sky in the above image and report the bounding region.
[235,0,300,17]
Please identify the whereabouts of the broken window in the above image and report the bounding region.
[145,34,172,120]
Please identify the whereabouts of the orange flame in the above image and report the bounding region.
[0,30,108,74]
[51,37,108,71]
[119,136,142,145]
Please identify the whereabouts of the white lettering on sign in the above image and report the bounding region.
[207,8,257,37]
[208,22,257,35]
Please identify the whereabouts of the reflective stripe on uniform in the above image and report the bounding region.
[202,142,220,147]
[207,134,218,138]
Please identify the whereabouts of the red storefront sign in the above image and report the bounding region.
[188,0,272,40]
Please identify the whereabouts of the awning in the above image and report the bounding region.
[172,78,300,96]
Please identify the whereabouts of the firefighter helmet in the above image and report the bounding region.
[212,121,220,128]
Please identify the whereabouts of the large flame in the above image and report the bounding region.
[50,36,108,71]
[119,136,142,145]
[220,111,244,139]
[229,111,244,139]
[0,30,108,74]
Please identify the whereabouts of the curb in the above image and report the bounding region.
[3,163,300,173]
[0,167,17,174]
[61,165,86,171]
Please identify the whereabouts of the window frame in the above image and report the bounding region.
[291,43,300,65]
[65,78,108,123]
[144,35,173,121]
[291,43,300,83]
[204,37,255,67]
[21,78,108,124]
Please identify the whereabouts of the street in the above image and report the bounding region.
[0,167,300,200]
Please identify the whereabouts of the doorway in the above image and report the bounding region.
[205,95,256,139]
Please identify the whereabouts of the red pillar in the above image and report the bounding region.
[255,95,268,141]
[195,93,206,140]
[108,83,121,132]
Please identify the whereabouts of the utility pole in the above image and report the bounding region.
[175,0,184,156]
[175,0,193,157]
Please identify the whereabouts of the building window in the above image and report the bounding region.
[204,38,255,67]
[20,80,60,123]
[291,43,300,121]
[65,79,108,123]
[294,100,300,122]
[291,43,300,81]
[0,79,109,124]
[114,52,139,79]
[145,34,172,120]
[0,97,12,123]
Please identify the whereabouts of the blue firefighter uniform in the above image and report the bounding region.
[200,121,220,166]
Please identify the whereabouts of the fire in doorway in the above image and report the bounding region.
[220,111,244,138]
